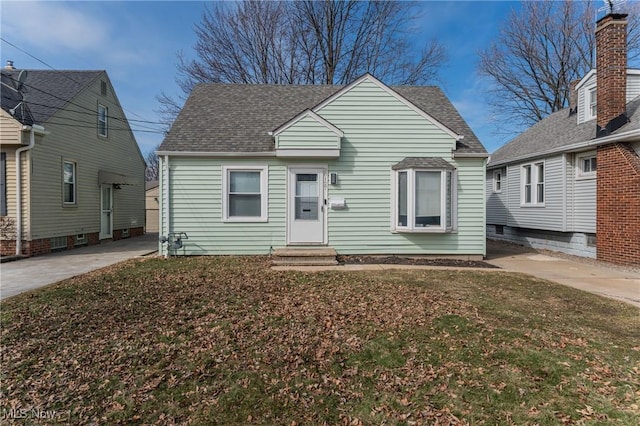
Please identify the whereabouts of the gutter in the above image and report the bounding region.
[487,128,640,169]
[15,124,47,256]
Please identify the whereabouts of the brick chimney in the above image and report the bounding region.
[568,79,580,116]
[596,13,628,137]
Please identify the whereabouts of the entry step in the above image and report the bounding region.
[272,247,338,266]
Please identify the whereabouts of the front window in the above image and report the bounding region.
[98,104,108,137]
[393,168,456,232]
[63,161,76,205]
[222,165,268,222]
[521,161,544,205]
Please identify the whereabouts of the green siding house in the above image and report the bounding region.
[157,74,488,258]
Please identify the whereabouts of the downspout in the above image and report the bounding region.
[163,155,170,258]
[15,124,45,255]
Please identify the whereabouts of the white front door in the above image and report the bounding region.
[288,167,325,244]
[100,184,113,239]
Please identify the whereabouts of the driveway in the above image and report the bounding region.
[0,233,158,300]
[485,240,640,308]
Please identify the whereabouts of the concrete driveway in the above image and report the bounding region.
[485,240,640,308]
[0,233,158,300]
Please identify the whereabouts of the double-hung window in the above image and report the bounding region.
[393,166,457,232]
[493,169,503,193]
[98,104,108,137]
[521,161,544,205]
[222,165,268,222]
[63,161,76,205]
[588,88,597,119]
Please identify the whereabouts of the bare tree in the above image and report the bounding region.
[479,0,640,130]
[156,0,446,125]
[145,144,161,182]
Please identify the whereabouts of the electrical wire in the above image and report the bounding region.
[1,36,161,124]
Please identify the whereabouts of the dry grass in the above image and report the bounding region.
[1,256,639,424]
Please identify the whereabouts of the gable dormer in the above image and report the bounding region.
[574,68,640,125]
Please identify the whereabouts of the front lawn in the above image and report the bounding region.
[1,257,638,424]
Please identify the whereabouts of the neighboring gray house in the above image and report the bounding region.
[0,64,146,256]
[157,73,488,260]
[486,13,640,266]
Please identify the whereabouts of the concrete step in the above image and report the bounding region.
[272,247,338,266]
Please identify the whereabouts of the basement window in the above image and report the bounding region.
[75,234,87,245]
[50,236,67,250]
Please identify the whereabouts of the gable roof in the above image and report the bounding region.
[489,95,640,167]
[1,69,102,125]
[160,76,486,155]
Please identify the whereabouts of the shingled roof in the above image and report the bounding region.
[1,69,102,125]
[160,79,486,155]
[489,95,640,167]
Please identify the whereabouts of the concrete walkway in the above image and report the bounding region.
[484,240,640,308]
[0,233,159,300]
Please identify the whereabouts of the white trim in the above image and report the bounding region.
[286,165,328,245]
[585,86,597,121]
[156,151,276,157]
[62,160,77,205]
[313,73,464,141]
[453,152,489,158]
[391,167,457,233]
[162,155,170,257]
[275,148,340,158]
[574,69,596,91]
[492,169,503,193]
[520,161,545,207]
[272,109,344,137]
[97,104,108,137]
[221,165,269,223]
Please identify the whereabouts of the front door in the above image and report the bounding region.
[100,184,113,239]
[288,167,325,244]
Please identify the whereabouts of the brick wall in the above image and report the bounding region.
[597,143,640,266]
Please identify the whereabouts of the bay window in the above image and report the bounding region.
[392,165,457,232]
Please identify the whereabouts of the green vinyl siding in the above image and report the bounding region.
[161,157,289,255]
[276,115,340,149]
[164,77,486,256]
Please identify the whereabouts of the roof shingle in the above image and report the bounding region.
[160,80,486,155]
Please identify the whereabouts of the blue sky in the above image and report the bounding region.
[1,1,522,156]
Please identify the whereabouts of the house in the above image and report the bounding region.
[0,64,146,257]
[145,180,159,233]
[157,73,488,260]
[486,13,640,266]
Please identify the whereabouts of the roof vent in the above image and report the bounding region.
[5,60,15,70]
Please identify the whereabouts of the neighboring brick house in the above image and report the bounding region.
[0,65,146,257]
[486,13,640,266]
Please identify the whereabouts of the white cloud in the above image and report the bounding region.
[1,1,109,53]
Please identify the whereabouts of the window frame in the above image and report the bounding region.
[493,169,503,193]
[221,165,268,223]
[576,151,597,179]
[97,104,108,137]
[520,161,545,207]
[587,87,597,120]
[391,167,457,233]
[62,160,77,206]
